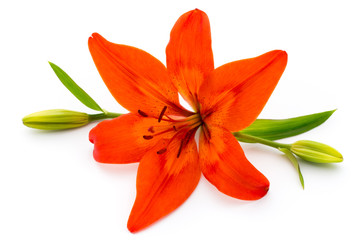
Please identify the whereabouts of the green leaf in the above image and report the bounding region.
[279,148,305,189]
[237,110,336,141]
[49,62,103,112]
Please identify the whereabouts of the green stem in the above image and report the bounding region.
[88,112,122,121]
[233,132,291,149]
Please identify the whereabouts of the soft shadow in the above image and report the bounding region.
[95,161,139,176]
[22,125,89,138]
[300,159,342,170]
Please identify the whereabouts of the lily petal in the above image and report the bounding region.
[90,113,170,164]
[199,125,269,200]
[166,9,214,110]
[127,135,200,232]
[199,50,287,132]
[89,33,189,117]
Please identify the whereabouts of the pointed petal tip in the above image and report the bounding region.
[241,179,269,201]
[192,8,205,14]
[255,180,270,200]
[127,218,145,233]
[89,32,100,38]
[88,34,95,46]
[127,205,147,233]
[238,175,270,201]
[268,49,287,58]
[189,8,208,18]
[272,49,287,58]
[127,221,138,234]
[88,33,94,41]
[179,8,208,22]
[281,50,288,58]
[88,33,104,46]
[278,50,288,68]
[276,50,288,61]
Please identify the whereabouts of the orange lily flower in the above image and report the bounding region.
[88,9,287,232]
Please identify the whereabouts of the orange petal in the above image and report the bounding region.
[127,134,200,232]
[199,50,288,131]
[166,9,214,110]
[89,33,189,118]
[89,113,169,164]
[199,125,269,200]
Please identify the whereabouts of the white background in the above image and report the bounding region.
[1,0,359,239]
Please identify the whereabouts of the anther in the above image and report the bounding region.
[143,135,153,140]
[173,125,177,131]
[158,106,167,122]
[148,126,155,133]
[156,148,167,154]
[138,110,148,117]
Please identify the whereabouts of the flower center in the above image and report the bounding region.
[139,106,204,158]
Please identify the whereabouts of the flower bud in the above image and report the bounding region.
[22,109,89,130]
[290,140,343,163]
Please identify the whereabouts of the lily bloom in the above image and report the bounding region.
[88,9,287,232]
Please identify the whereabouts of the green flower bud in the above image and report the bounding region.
[290,140,343,163]
[22,109,89,130]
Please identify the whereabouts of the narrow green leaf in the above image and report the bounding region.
[49,62,103,112]
[237,110,336,141]
[279,148,305,189]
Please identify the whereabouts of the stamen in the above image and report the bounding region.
[157,148,167,154]
[143,135,153,140]
[173,125,177,131]
[177,140,184,158]
[148,126,155,133]
[158,106,167,122]
[138,110,148,117]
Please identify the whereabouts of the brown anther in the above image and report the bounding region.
[173,125,177,131]
[138,110,148,117]
[156,148,167,154]
[148,126,155,133]
[143,135,153,140]
[158,106,167,122]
